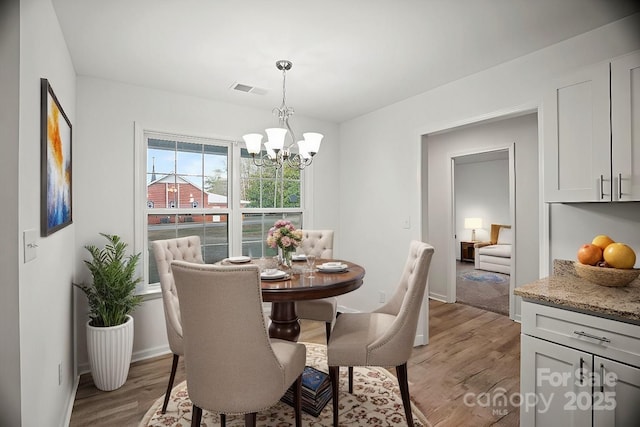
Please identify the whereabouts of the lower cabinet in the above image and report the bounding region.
[593,357,640,426]
[520,301,640,427]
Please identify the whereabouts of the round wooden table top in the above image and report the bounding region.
[259,259,365,302]
[220,257,365,341]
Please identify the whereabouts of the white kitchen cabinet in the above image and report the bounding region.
[592,356,640,426]
[520,334,591,427]
[544,50,640,202]
[611,51,640,201]
[520,301,640,427]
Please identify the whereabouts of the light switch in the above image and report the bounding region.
[23,229,37,263]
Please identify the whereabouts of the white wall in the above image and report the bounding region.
[550,203,640,268]
[17,0,78,426]
[454,156,509,257]
[425,113,539,314]
[73,76,340,369]
[337,14,640,323]
[0,0,22,425]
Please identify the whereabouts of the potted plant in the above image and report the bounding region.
[75,233,142,391]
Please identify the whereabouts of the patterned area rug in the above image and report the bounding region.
[459,270,509,284]
[139,342,430,427]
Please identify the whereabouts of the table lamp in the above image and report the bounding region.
[464,217,483,241]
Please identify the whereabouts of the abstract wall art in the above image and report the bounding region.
[41,78,72,236]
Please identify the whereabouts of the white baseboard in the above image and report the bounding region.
[63,376,80,427]
[131,344,172,364]
[428,294,448,303]
[414,332,428,347]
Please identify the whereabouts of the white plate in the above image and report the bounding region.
[260,270,288,280]
[228,256,251,264]
[317,263,348,272]
[292,254,307,261]
[321,262,343,268]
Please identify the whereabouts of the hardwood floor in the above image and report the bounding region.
[69,300,520,427]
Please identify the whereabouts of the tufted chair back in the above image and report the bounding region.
[326,240,434,427]
[298,230,334,258]
[151,236,203,356]
[369,240,434,365]
[171,261,306,424]
[329,240,435,367]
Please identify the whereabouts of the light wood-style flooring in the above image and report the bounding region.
[69,300,521,427]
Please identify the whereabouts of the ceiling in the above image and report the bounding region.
[51,0,639,123]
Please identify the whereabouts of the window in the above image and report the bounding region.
[239,149,303,258]
[135,128,305,293]
[145,136,231,285]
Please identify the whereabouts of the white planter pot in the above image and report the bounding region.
[86,315,134,391]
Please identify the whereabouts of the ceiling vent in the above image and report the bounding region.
[230,82,267,95]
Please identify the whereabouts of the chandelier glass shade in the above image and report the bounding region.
[242,60,323,170]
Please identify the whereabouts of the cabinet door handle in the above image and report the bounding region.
[600,363,605,392]
[618,173,624,199]
[599,175,605,200]
[573,330,611,343]
[579,357,584,385]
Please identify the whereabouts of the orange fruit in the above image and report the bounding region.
[592,235,615,251]
[603,243,636,269]
[577,244,603,266]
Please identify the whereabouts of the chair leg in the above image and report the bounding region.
[244,413,256,427]
[293,374,303,427]
[162,354,180,413]
[329,366,340,427]
[220,414,226,427]
[325,321,332,344]
[348,366,353,394]
[396,363,414,427]
[191,404,202,427]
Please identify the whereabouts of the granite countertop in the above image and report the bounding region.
[514,259,640,323]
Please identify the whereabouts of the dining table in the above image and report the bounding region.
[221,258,365,341]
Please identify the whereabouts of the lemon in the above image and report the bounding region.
[592,235,615,251]
[603,243,636,269]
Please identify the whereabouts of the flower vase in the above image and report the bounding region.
[280,248,293,269]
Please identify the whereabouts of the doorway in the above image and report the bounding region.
[423,110,540,323]
[453,149,512,316]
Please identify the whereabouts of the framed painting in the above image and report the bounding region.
[41,78,72,236]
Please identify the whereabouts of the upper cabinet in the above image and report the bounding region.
[544,51,640,202]
[611,52,640,201]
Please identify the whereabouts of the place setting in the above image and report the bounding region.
[316,261,349,273]
[260,268,291,281]
[225,256,252,264]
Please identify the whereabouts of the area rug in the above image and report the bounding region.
[459,270,509,284]
[456,264,510,315]
[139,342,430,427]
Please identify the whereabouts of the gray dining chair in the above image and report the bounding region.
[171,260,306,426]
[295,229,336,342]
[150,236,203,414]
[327,240,435,427]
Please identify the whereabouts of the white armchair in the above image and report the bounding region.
[474,224,511,275]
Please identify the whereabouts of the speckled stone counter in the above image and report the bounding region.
[514,259,640,324]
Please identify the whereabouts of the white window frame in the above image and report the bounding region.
[134,123,310,295]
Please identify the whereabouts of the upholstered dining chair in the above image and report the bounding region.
[295,229,336,342]
[150,236,203,414]
[170,261,306,427]
[327,240,435,427]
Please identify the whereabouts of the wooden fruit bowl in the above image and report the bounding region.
[574,262,640,287]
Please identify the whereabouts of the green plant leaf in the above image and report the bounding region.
[76,233,143,327]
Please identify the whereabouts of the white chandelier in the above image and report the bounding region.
[242,60,323,170]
